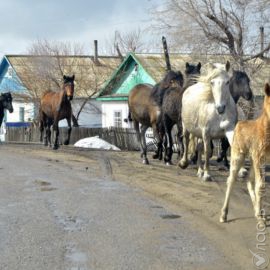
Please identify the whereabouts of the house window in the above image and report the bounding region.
[114,111,122,127]
[19,107,25,122]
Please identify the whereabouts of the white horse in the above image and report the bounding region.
[178,62,238,181]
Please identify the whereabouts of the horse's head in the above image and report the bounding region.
[63,75,75,101]
[0,92,13,113]
[231,70,253,101]
[163,70,184,89]
[185,62,201,76]
[185,62,201,85]
[202,65,231,115]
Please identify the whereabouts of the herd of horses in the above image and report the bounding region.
[127,61,267,225]
[0,62,268,225]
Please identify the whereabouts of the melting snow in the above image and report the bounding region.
[74,136,121,151]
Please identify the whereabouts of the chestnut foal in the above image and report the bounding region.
[220,83,270,224]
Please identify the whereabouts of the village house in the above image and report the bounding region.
[96,52,268,129]
[0,44,121,140]
[1,47,268,142]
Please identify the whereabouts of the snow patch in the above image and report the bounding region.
[74,136,121,151]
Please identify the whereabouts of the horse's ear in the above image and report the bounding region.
[225,61,230,72]
[186,62,190,69]
[197,62,201,71]
[72,74,75,80]
[265,83,270,97]
[63,75,67,80]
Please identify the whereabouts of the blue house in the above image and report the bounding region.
[0,55,33,130]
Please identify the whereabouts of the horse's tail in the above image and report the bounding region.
[124,111,133,123]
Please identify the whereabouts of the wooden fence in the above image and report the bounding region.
[5,126,152,151]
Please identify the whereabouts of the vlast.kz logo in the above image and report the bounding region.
[249,250,269,269]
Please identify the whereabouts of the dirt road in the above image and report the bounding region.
[0,143,269,270]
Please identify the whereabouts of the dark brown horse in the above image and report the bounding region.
[0,92,13,127]
[40,75,75,150]
[159,62,201,164]
[127,70,184,164]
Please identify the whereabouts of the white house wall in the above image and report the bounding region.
[101,101,131,128]
[6,101,34,122]
[59,99,102,128]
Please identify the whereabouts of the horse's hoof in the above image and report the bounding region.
[63,140,69,145]
[53,145,59,150]
[152,154,159,159]
[165,161,173,166]
[216,156,223,163]
[202,174,212,182]
[257,217,266,226]
[197,170,204,178]
[178,160,188,169]
[142,159,149,165]
[219,215,227,223]
[238,167,248,178]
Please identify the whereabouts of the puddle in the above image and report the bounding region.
[160,214,181,219]
[35,180,51,186]
[41,187,57,192]
[65,244,88,267]
[151,205,163,209]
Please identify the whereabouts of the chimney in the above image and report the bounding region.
[260,26,264,56]
[94,40,98,63]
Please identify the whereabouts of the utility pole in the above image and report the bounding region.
[162,36,171,71]
[260,26,264,57]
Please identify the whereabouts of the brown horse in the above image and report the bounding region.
[40,75,75,150]
[220,83,270,224]
[127,70,184,164]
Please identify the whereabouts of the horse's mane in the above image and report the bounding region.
[197,68,228,100]
[151,70,184,106]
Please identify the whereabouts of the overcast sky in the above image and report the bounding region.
[0,0,159,57]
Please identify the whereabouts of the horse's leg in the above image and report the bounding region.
[176,122,183,159]
[220,152,245,223]
[52,121,60,150]
[202,131,212,181]
[196,138,204,178]
[64,117,72,145]
[134,120,149,164]
[253,156,266,223]
[152,123,164,160]
[140,125,149,164]
[247,164,256,209]
[152,124,163,161]
[163,115,174,165]
[217,137,230,168]
[43,118,49,147]
[39,117,44,143]
[178,124,190,169]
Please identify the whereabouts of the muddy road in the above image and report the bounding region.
[0,144,269,270]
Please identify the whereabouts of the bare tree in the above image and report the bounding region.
[150,0,270,67]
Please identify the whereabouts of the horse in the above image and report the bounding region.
[127,70,184,164]
[220,82,270,225]
[190,69,253,168]
[216,69,253,168]
[178,62,238,181]
[40,75,75,150]
[159,62,201,164]
[0,92,14,127]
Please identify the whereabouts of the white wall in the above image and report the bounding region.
[59,99,102,128]
[6,101,34,122]
[101,101,132,128]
